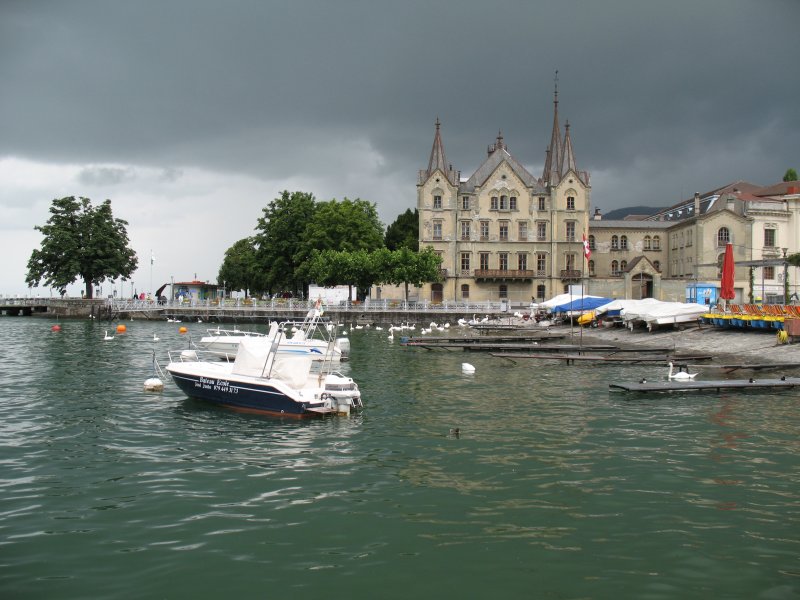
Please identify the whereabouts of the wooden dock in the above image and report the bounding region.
[403,341,620,353]
[492,352,713,365]
[698,362,800,374]
[609,376,800,393]
[400,332,565,345]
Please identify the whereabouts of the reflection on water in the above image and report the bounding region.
[0,318,798,599]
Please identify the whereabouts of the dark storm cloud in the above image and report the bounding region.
[1,0,798,214]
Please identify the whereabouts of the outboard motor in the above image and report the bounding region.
[334,337,350,360]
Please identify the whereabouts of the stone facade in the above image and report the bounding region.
[417,91,591,304]
[415,107,800,305]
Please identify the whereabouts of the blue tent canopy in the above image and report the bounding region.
[551,297,613,313]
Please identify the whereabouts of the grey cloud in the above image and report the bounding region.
[0,0,798,215]
[78,165,137,186]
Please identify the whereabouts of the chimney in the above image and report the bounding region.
[693,192,700,215]
[726,194,736,211]
[593,207,602,220]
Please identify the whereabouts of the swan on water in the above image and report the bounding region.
[668,362,698,380]
[462,362,476,374]
[103,330,114,341]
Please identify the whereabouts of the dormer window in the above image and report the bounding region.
[566,196,575,211]
[433,195,442,209]
[461,196,470,210]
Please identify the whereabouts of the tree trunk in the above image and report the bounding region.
[404,282,409,302]
[84,279,94,299]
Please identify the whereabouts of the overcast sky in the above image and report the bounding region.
[1,0,798,296]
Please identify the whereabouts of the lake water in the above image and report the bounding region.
[1,317,798,599]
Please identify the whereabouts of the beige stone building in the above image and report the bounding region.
[417,90,591,304]
[588,181,800,305]
[414,93,799,306]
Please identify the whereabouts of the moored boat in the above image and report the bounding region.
[194,306,348,361]
[166,322,361,418]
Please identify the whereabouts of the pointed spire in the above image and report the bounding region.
[543,70,562,186]
[560,120,577,175]
[427,117,449,178]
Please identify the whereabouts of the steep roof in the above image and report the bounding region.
[560,120,577,175]
[420,118,458,185]
[753,180,800,197]
[461,137,545,193]
[645,180,763,223]
[542,83,562,186]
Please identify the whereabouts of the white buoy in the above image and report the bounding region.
[144,377,164,392]
[461,363,475,374]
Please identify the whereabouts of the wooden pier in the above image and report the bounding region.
[609,376,800,393]
[492,352,714,365]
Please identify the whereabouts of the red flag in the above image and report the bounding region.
[582,232,591,260]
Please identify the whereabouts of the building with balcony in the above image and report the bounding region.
[417,87,591,303]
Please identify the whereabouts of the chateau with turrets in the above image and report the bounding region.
[416,88,800,306]
[417,85,591,304]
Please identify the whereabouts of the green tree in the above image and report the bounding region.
[26,196,138,298]
[304,198,384,253]
[783,168,798,182]
[218,237,259,297]
[253,190,318,297]
[380,246,442,301]
[307,248,381,300]
[384,208,419,251]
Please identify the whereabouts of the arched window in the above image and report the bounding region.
[620,235,628,250]
[611,235,619,250]
[588,234,596,250]
[653,260,661,272]
[611,260,619,276]
[644,235,652,250]
[588,260,595,276]
[652,235,661,250]
[461,284,470,299]
[566,196,575,210]
[620,260,628,272]
[717,227,730,246]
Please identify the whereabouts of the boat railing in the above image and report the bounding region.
[167,348,234,363]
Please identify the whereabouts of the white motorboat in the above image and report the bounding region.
[194,307,348,362]
[167,322,362,418]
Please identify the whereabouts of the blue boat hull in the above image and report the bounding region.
[169,370,318,418]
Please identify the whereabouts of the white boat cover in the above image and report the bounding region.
[231,323,280,377]
[230,324,314,389]
[595,297,661,317]
[611,299,707,324]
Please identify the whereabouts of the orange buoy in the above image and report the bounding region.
[179,326,188,334]
[51,324,61,332]
[116,324,127,333]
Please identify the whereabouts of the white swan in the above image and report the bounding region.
[668,362,698,380]
[103,330,114,341]
[462,363,476,374]
[153,333,160,342]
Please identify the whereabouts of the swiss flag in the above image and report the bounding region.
[582,233,591,260]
